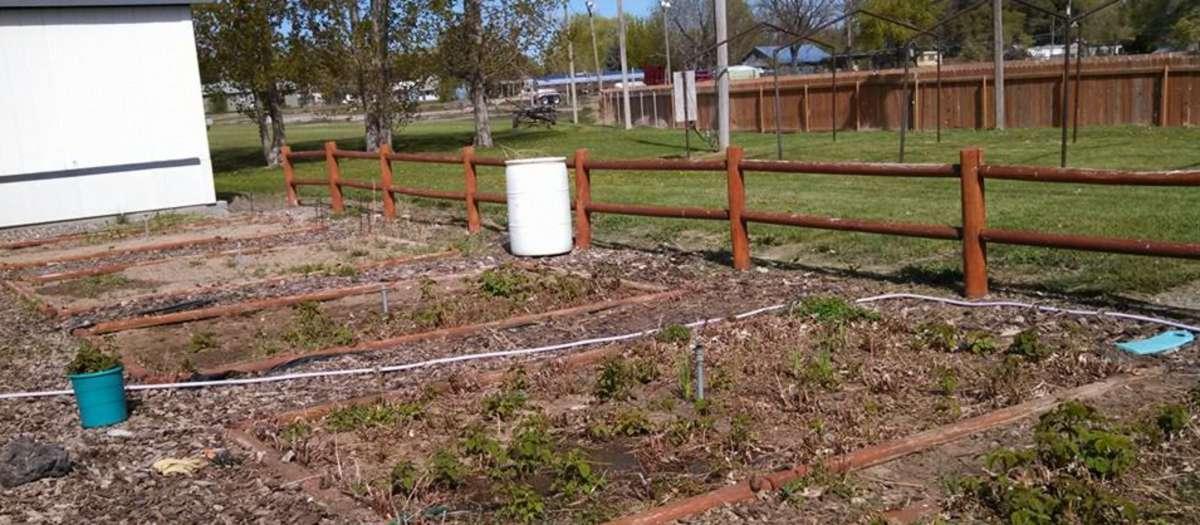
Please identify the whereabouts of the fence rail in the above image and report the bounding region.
[281,140,1200,298]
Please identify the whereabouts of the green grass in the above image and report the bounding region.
[209,120,1200,297]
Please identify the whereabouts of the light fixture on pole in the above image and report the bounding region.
[585,1,602,96]
[660,0,671,84]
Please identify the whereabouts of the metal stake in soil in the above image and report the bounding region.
[380,285,390,316]
[693,341,705,401]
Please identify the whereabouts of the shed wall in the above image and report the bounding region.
[0,5,215,227]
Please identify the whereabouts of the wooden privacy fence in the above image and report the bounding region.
[601,54,1200,132]
[281,141,1200,298]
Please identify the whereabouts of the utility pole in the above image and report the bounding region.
[617,0,632,129]
[715,0,730,149]
[564,2,578,124]
[992,0,1005,130]
[586,1,602,96]
[661,0,672,84]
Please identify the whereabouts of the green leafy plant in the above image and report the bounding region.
[789,296,879,325]
[187,331,219,353]
[483,389,527,421]
[613,408,654,436]
[282,302,353,350]
[914,322,959,352]
[962,330,998,354]
[792,349,839,391]
[478,266,531,299]
[656,324,692,345]
[428,448,467,489]
[65,342,122,375]
[324,402,419,432]
[1155,403,1190,440]
[593,357,658,402]
[461,425,507,472]
[389,460,420,495]
[931,365,959,396]
[1034,401,1135,479]
[506,417,556,476]
[498,483,545,523]
[553,449,604,498]
[1008,328,1051,362]
[676,351,695,401]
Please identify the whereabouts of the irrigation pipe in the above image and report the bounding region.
[2,293,1193,401]
[855,293,1200,333]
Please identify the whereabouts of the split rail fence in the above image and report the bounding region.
[281,141,1200,298]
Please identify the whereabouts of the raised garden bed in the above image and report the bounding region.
[683,368,1197,524]
[30,236,438,314]
[96,265,672,380]
[239,295,1159,523]
[0,218,301,271]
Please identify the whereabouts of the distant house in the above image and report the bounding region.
[0,0,215,228]
[741,45,830,71]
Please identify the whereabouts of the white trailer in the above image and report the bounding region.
[0,0,215,228]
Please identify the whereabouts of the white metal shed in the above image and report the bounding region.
[0,0,215,228]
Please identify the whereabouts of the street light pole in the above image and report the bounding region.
[661,0,671,84]
[617,0,633,129]
[714,0,730,149]
[585,1,602,96]
[564,2,578,124]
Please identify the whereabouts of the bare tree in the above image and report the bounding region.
[668,0,761,68]
[438,0,558,147]
[754,0,841,39]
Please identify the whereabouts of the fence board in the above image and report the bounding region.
[607,54,1200,132]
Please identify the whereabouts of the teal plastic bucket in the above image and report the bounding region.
[69,366,127,428]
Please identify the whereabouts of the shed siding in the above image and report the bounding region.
[0,5,215,227]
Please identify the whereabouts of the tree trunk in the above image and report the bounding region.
[266,85,286,166]
[471,79,493,148]
[363,0,392,151]
[254,90,285,167]
[465,0,492,147]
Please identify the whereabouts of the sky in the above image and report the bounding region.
[568,0,660,18]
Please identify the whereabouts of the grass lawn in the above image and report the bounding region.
[209,119,1200,298]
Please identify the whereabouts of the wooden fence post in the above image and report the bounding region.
[726,146,750,270]
[573,149,592,250]
[324,141,344,214]
[462,146,481,233]
[378,144,396,219]
[280,145,299,207]
[960,148,987,298]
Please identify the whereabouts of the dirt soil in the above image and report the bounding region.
[34,236,432,312]
[2,204,1199,523]
[105,264,653,375]
[249,288,1182,523]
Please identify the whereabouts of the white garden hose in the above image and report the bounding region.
[0,294,1192,401]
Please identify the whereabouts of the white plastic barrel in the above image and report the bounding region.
[504,157,573,256]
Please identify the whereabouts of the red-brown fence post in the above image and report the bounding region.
[280,145,299,207]
[726,146,750,270]
[378,144,396,219]
[324,141,344,214]
[462,146,481,233]
[573,149,592,250]
[960,148,988,298]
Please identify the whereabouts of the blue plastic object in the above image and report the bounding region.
[69,366,128,428]
[1115,330,1195,356]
